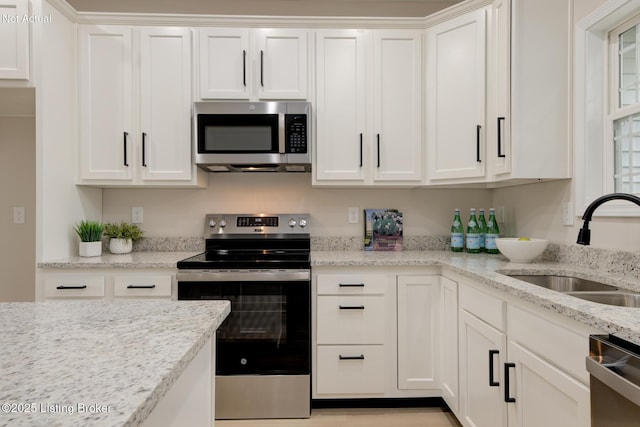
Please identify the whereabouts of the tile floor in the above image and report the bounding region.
[216,407,462,427]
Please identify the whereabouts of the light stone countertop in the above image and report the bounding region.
[312,250,640,346]
[37,252,201,269]
[0,300,230,426]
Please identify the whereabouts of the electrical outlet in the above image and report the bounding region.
[497,206,506,224]
[132,207,144,224]
[562,202,574,226]
[13,207,25,224]
[348,207,360,224]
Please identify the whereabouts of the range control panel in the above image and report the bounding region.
[204,213,310,235]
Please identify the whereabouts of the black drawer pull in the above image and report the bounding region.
[497,117,506,158]
[123,131,129,167]
[339,283,365,288]
[141,132,147,167]
[127,284,156,289]
[339,305,365,310]
[504,362,516,403]
[339,355,365,360]
[56,285,87,290]
[489,350,499,387]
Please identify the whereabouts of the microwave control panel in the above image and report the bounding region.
[285,114,308,154]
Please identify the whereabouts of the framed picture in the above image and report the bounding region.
[364,209,403,251]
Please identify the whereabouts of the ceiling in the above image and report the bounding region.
[65,0,463,18]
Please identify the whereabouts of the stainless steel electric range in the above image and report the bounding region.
[176,213,311,420]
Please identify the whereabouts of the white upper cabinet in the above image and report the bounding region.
[315,30,367,182]
[486,0,572,181]
[372,30,423,183]
[78,25,134,181]
[139,27,193,182]
[0,0,29,80]
[314,29,423,186]
[426,8,487,182]
[78,25,204,187]
[198,28,308,100]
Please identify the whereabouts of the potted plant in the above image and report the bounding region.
[103,222,144,254]
[74,220,104,257]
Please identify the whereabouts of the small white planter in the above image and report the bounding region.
[79,241,102,257]
[109,238,133,254]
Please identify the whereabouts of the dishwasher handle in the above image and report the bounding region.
[586,356,640,407]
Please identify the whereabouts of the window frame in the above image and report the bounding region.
[576,0,640,217]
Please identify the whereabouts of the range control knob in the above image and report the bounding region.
[208,219,216,228]
[219,219,227,228]
[288,218,297,228]
[299,219,308,228]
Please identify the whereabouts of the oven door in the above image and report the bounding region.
[177,270,310,376]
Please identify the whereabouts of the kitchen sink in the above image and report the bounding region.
[506,274,619,292]
[564,291,640,308]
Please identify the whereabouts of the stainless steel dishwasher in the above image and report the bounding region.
[587,335,640,426]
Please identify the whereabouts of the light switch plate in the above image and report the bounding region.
[562,202,574,226]
[13,207,25,224]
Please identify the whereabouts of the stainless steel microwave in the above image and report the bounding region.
[193,101,311,172]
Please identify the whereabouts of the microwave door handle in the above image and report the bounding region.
[279,113,285,153]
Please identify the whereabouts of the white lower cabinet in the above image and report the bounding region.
[446,270,597,427]
[313,268,440,399]
[440,276,459,413]
[39,269,175,301]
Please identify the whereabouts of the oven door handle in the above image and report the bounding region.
[177,270,310,282]
[586,356,640,407]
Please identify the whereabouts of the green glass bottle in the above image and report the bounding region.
[450,209,464,252]
[478,208,488,252]
[466,208,481,253]
[485,208,501,254]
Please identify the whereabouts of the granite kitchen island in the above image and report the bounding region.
[0,300,230,426]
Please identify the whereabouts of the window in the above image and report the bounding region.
[611,19,640,194]
[575,0,640,216]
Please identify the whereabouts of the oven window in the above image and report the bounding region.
[178,280,310,375]
[198,114,279,153]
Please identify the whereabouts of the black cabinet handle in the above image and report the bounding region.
[127,284,156,289]
[260,50,264,87]
[123,131,129,167]
[476,125,482,163]
[142,132,147,167]
[339,355,365,360]
[377,134,381,168]
[359,133,363,167]
[339,305,365,310]
[489,350,500,387]
[504,362,516,403]
[242,50,247,87]
[56,285,87,290]
[497,117,506,158]
[339,283,365,288]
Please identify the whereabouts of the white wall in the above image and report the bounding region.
[0,89,36,301]
[103,174,493,238]
[37,0,101,262]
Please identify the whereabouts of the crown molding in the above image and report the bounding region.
[45,0,78,22]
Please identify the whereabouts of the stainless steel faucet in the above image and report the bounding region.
[577,192,640,245]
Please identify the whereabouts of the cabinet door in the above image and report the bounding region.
[315,30,367,182]
[397,275,438,390]
[427,8,487,181]
[254,29,308,99]
[459,310,507,427]
[139,27,192,181]
[78,25,134,180]
[372,30,422,182]
[506,341,590,427]
[199,28,250,99]
[490,0,511,176]
[440,276,459,413]
[0,0,29,79]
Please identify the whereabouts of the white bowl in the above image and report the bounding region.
[495,238,548,263]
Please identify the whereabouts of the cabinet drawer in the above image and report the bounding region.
[317,274,386,295]
[460,283,505,331]
[114,275,172,298]
[45,276,105,298]
[316,345,385,395]
[317,296,385,344]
